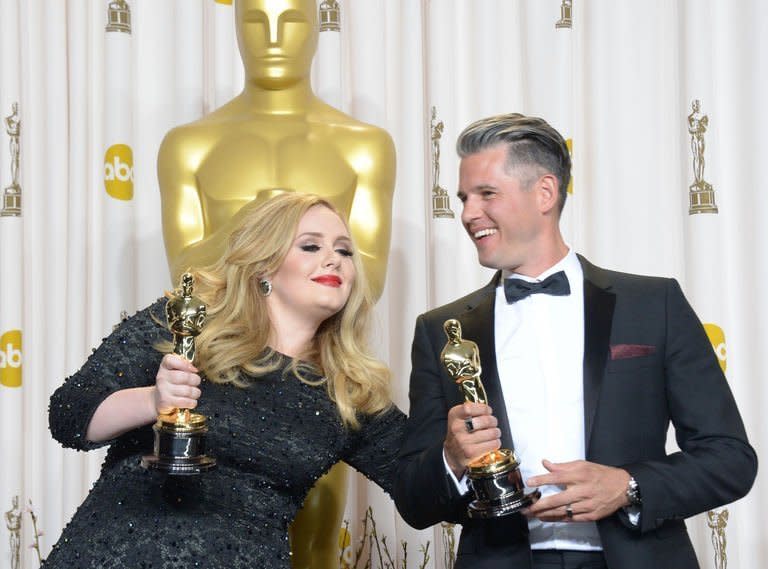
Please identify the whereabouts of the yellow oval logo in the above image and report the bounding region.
[566,138,574,195]
[104,144,134,200]
[0,329,22,388]
[703,323,726,373]
[338,526,353,569]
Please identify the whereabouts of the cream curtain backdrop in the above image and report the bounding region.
[0,1,765,568]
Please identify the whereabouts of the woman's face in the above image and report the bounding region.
[268,205,356,325]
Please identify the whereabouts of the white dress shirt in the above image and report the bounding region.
[495,249,601,550]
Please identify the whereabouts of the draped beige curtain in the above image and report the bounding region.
[1,1,765,568]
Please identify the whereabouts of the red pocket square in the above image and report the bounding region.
[610,344,656,360]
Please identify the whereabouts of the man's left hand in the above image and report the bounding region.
[523,459,631,522]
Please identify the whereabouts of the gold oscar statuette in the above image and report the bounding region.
[141,273,216,475]
[441,319,539,518]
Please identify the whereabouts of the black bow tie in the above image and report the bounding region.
[503,270,571,303]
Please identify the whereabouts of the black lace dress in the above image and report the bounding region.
[44,300,406,568]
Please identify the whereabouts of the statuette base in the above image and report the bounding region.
[467,487,540,519]
[141,412,217,476]
[432,189,455,219]
[1,184,21,217]
[689,182,718,215]
[466,449,540,518]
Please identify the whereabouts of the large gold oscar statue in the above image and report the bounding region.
[156,1,396,567]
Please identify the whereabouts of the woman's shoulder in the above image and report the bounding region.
[108,298,170,347]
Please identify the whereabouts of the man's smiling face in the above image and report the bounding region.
[458,145,545,274]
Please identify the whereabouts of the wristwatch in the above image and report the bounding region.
[626,476,642,506]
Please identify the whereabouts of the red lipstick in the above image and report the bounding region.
[312,275,342,287]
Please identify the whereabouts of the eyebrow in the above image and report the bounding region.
[457,183,497,197]
[296,232,353,244]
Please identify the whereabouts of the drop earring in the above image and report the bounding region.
[258,278,272,297]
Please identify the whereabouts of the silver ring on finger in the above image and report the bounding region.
[565,503,574,519]
[464,417,475,433]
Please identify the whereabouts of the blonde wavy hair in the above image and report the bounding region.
[177,192,392,429]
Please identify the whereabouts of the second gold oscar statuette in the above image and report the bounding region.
[441,318,539,518]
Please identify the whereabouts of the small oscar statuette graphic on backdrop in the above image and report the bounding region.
[4,496,21,569]
[142,273,216,474]
[319,0,341,32]
[105,0,132,34]
[441,319,539,518]
[707,508,729,569]
[1,102,22,217]
[687,99,718,214]
[430,106,455,219]
[555,0,573,29]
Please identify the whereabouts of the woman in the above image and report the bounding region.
[45,193,405,568]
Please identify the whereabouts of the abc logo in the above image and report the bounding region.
[104,144,134,201]
[703,323,726,373]
[0,329,22,388]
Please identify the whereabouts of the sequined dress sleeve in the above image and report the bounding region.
[48,299,167,452]
[341,407,406,496]
[43,301,407,569]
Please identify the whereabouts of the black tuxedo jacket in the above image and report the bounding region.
[394,256,757,569]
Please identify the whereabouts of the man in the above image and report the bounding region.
[394,113,757,569]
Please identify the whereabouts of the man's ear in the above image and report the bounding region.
[537,174,560,214]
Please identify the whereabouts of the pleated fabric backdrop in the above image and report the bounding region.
[0,1,765,568]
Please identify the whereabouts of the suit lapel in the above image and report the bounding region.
[579,256,616,453]
[458,274,516,452]
[453,257,615,456]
